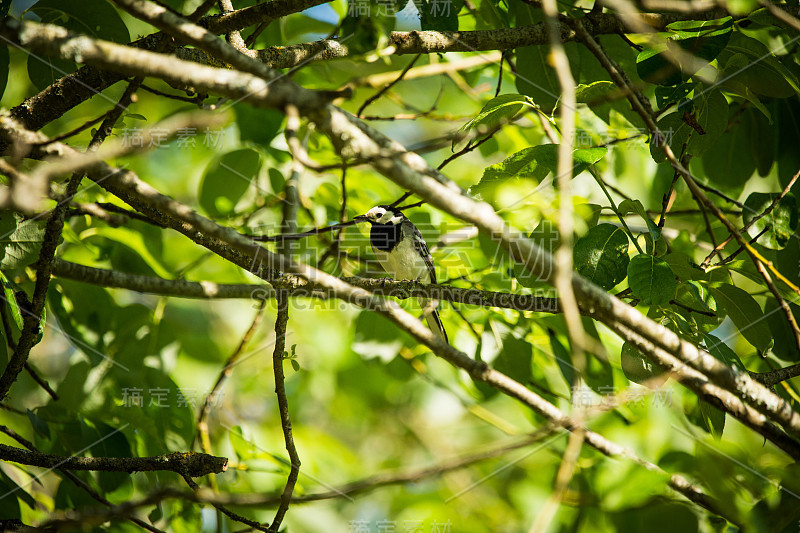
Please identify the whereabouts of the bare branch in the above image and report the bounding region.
[268,291,298,532]
[0,444,227,476]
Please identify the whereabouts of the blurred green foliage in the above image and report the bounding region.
[0,0,800,531]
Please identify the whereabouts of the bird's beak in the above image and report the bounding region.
[354,215,367,222]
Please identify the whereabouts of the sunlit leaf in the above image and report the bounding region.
[573,224,630,290]
[628,254,677,306]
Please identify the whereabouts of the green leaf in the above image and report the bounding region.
[512,0,580,113]
[199,148,261,218]
[650,89,728,163]
[338,10,395,55]
[268,168,284,194]
[148,503,163,524]
[26,408,50,440]
[673,280,720,333]
[582,318,615,393]
[470,145,606,198]
[627,254,677,306]
[739,107,774,176]
[26,0,130,91]
[708,284,774,353]
[700,399,726,439]
[0,272,23,331]
[775,98,800,188]
[618,199,660,242]
[701,333,746,372]
[0,211,46,270]
[720,78,772,122]
[493,335,533,384]
[0,476,21,519]
[548,329,574,387]
[573,224,630,291]
[28,0,130,42]
[576,81,617,123]
[716,33,799,98]
[415,0,462,31]
[636,17,733,86]
[650,111,690,165]
[765,298,800,362]
[470,147,548,197]
[515,221,560,288]
[742,192,798,250]
[654,82,696,110]
[87,226,171,279]
[700,114,756,189]
[460,94,539,135]
[621,342,667,387]
[684,89,728,157]
[83,420,132,492]
[235,104,284,146]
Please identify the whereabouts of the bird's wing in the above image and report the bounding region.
[409,222,437,284]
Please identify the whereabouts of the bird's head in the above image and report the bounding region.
[354,205,405,225]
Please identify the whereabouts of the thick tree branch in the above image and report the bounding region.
[0,444,227,477]
[752,363,800,388]
[50,259,270,299]
[50,258,564,312]
[241,9,729,68]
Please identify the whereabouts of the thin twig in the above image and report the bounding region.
[30,114,107,145]
[182,474,268,531]
[139,83,205,105]
[658,168,680,230]
[357,54,422,118]
[268,291,298,532]
[714,227,768,266]
[250,221,356,242]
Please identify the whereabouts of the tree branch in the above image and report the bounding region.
[50,258,565,312]
[268,291,298,532]
[0,444,227,477]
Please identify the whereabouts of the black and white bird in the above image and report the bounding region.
[355,205,448,343]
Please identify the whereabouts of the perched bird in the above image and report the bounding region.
[355,205,448,343]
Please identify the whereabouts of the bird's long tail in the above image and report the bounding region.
[419,297,448,343]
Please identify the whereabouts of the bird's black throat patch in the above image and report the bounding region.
[370,223,402,252]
